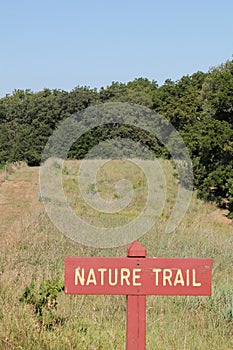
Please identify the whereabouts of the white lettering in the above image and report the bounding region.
[174,269,185,286]
[120,268,130,286]
[86,268,97,285]
[132,268,142,286]
[75,267,85,286]
[98,268,107,286]
[163,269,173,286]
[192,269,202,286]
[109,268,118,286]
[152,268,162,286]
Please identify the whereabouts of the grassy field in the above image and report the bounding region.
[0,159,233,349]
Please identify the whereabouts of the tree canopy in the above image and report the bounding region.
[0,60,233,217]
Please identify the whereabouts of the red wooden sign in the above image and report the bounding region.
[65,256,211,296]
[64,241,212,350]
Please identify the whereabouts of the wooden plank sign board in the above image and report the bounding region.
[65,257,211,296]
[65,241,212,350]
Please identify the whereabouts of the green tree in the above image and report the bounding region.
[201,60,233,124]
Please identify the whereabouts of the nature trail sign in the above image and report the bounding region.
[65,241,212,349]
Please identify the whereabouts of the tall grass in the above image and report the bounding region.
[0,161,26,185]
[0,159,233,349]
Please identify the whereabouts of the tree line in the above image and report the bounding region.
[0,60,233,217]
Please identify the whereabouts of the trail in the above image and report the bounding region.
[0,166,41,236]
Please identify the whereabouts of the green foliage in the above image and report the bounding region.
[201,60,233,123]
[0,59,233,216]
[0,87,98,166]
[69,123,165,160]
[153,72,206,128]
[19,276,64,329]
[99,78,157,108]
[181,117,233,215]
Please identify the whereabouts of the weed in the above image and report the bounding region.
[19,276,64,329]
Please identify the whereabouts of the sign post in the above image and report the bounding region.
[127,241,146,350]
[65,241,212,349]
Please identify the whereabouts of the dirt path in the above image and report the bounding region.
[0,166,41,236]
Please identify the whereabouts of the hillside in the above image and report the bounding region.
[0,160,233,349]
[0,60,233,219]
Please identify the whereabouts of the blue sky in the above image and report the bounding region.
[1,0,233,97]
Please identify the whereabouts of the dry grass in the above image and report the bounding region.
[0,162,26,185]
[0,159,233,349]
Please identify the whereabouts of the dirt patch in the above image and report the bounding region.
[210,208,232,226]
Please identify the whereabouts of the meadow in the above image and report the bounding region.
[0,159,233,349]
